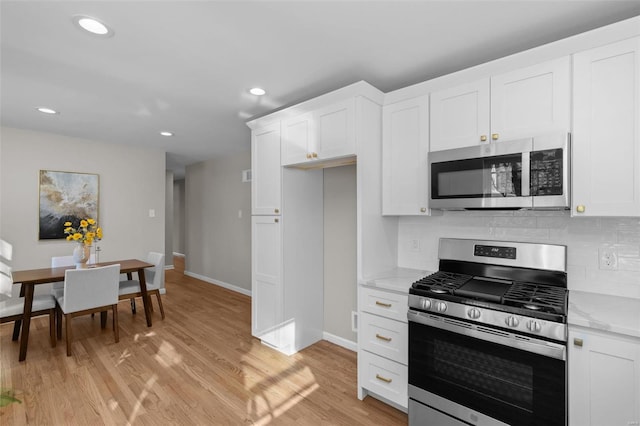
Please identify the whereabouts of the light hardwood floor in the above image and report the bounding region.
[1,268,407,425]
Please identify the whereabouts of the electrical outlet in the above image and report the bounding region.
[598,248,618,270]
[410,239,421,252]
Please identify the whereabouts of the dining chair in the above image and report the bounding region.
[0,263,57,348]
[55,264,120,356]
[119,252,165,320]
[51,254,95,298]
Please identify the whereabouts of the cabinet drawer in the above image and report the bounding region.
[361,312,407,364]
[360,350,408,408]
[360,286,408,322]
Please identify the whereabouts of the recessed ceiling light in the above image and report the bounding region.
[160,131,174,137]
[72,15,114,37]
[36,107,58,115]
[249,87,266,96]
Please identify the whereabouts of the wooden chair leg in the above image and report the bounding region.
[130,298,136,314]
[49,308,56,348]
[56,306,63,340]
[100,311,108,329]
[12,319,21,341]
[112,305,119,343]
[155,292,165,320]
[65,314,72,356]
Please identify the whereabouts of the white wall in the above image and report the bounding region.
[398,211,640,298]
[324,165,357,343]
[0,127,166,271]
[184,150,251,292]
[165,170,174,267]
[173,179,185,254]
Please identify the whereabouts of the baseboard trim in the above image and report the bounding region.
[323,332,357,352]
[184,271,252,297]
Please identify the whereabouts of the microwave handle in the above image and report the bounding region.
[521,152,530,197]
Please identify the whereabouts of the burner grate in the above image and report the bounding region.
[413,271,472,295]
[503,282,567,314]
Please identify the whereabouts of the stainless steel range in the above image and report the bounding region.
[408,238,568,426]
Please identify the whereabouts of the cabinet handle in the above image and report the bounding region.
[312,152,318,158]
[274,208,279,214]
[573,338,583,347]
[492,133,499,141]
[576,205,586,213]
[420,207,427,213]
[376,374,392,384]
[375,301,392,308]
[306,153,312,159]
[274,218,279,223]
[375,333,392,342]
[480,135,488,142]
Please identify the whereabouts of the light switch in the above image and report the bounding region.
[149,209,155,218]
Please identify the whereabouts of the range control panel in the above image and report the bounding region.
[474,245,517,259]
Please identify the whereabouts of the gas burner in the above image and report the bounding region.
[523,304,542,311]
[412,271,472,295]
[503,282,567,314]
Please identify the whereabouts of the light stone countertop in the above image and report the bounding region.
[568,290,640,339]
[361,267,431,293]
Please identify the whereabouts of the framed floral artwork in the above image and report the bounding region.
[38,170,99,240]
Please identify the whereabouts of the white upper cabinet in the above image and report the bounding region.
[429,56,570,152]
[281,98,356,166]
[490,56,571,141]
[382,95,431,215]
[430,79,490,151]
[572,37,640,217]
[251,122,282,215]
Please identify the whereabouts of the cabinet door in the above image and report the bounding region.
[568,328,640,426]
[315,98,356,160]
[430,78,490,151]
[281,112,314,166]
[251,123,282,215]
[251,216,283,347]
[382,96,430,215]
[572,37,640,217]
[490,56,570,142]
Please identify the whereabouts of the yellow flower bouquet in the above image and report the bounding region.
[63,218,102,245]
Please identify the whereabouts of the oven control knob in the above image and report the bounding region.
[467,308,481,319]
[505,316,520,327]
[435,301,447,313]
[527,320,542,333]
[421,299,432,310]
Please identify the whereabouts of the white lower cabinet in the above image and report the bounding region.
[358,285,409,410]
[568,326,640,426]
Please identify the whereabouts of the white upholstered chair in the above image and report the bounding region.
[0,263,57,348]
[119,252,165,320]
[55,264,120,356]
[51,254,95,298]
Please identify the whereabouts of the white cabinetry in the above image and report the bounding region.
[382,95,431,215]
[430,56,570,151]
[358,285,409,410]
[568,326,640,426]
[572,37,640,217]
[251,123,282,215]
[251,215,283,347]
[282,98,355,167]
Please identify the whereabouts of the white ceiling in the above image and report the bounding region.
[2,1,640,179]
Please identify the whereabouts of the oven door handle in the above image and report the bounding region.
[408,309,566,361]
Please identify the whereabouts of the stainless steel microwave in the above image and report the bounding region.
[429,133,570,210]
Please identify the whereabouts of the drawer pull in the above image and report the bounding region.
[376,374,392,384]
[574,338,584,347]
[375,333,392,342]
[375,301,392,308]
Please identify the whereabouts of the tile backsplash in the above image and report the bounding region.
[398,211,640,299]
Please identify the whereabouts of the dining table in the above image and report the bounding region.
[10,258,154,362]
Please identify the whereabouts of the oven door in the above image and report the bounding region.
[408,310,566,426]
